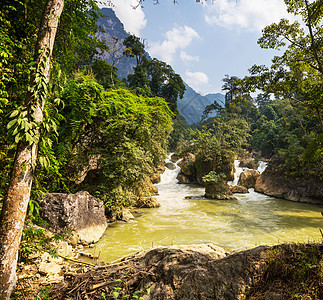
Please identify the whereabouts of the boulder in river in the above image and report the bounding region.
[165,162,176,170]
[38,191,108,245]
[239,158,259,170]
[134,196,161,208]
[106,208,135,223]
[176,173,194,184]
[230,185,249,194]
[238,169,260,188]
[177,153,196,177]
[170,153,181,163]
[254,157,323,203]
[150,164,166,184]
[205,182,237,200]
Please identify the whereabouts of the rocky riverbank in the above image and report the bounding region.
[255,157,323,204]
[48,242,323,300]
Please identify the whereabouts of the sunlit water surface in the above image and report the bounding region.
[87,159,323,262]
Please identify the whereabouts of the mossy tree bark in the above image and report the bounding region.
[0,0,64,299]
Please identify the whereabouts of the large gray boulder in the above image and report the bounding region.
[38,191,108,244]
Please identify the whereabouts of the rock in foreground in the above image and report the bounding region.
[51,244,269,299]
[38,191,108,245]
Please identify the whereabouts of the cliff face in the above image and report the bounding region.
[254,157,323,204]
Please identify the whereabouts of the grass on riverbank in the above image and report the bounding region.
[248,243,323,299]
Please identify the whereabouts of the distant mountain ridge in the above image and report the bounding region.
[97,8,224,125]
[177,84,225,124]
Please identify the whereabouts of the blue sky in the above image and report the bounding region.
[99,0,297,95]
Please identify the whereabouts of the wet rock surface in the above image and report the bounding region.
[165,162,176,170]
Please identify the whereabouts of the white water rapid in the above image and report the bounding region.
[87,156,322,263]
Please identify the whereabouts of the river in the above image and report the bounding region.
[86,158,323,262]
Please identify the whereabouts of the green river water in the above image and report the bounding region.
[86,159,323,263]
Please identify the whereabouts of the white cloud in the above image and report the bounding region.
[147,26,200,64]
[180,51,200,63]
[204,0,297,32]
[184,70,209,92]
[102,0,147,36]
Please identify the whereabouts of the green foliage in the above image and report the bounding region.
[244,0,323,130]
[110,274,151,299]
[168,114,188,151]
[18,221,72,264]
[52,75,173,210]
[53,0,107,73]
[202,171,226,184]
[123,36,185,114]
[123,35,145,66]
[90,59,122,90]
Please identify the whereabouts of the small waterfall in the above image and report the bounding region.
[228,159,268,186]
[228,160,248,186]
[158,155,182,185]
[257,161,268,174]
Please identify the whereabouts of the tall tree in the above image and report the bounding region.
[245,0,323,130]
[0,0,64,298]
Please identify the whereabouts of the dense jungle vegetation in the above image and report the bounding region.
[0,0,322,298]
[0,0,322,215]
[0,0,321,211]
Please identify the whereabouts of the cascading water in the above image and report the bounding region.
[257,161,268,174]
[228,159,268,186]
[87,156,323,263]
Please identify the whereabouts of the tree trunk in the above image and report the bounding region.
[0,0,64,299]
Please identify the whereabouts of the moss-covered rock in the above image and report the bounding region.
[195,151,235,185]
[177,153,196,177]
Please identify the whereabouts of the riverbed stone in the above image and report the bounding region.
[205,180,237,200]
[176,173,194,184]
[164,243,229,259]
[56,241,73,257]
[165,162,176,170]
[134,197,161,208]
[170,153,181,162]
[239,159,259,170]
[178,153,196,177]
[38,261,62,276]
[150,165,166,184]
[230,185,249,193]
[37,191,108,245]
[118,209,134,222]
[238,170,260,188]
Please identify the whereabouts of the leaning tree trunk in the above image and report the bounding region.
[0,0,64,299]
